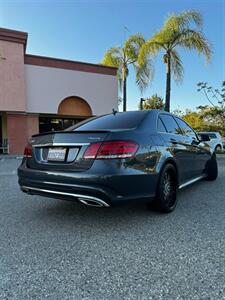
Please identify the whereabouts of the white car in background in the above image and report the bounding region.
[198,132,223,152]
[222,139,225,150]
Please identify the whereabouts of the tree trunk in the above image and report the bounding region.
[165,54,171,112]
[123,77,127,112]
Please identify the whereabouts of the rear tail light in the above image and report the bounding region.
[83,141,139,160]
[24,143,33,158]
[83,142,102,159]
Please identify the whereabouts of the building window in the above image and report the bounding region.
[39,116,86,133]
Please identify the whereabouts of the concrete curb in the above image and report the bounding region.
[0,155,23,160]
[217,154,225,159]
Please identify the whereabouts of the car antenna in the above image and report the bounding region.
[112,109,117,115]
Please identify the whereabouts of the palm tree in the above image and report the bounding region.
[138,11,212,112]
[102,34,152,111]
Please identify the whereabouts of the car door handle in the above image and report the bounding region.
[170,138,177,144]
[185,140,198,147]
[191,138,199,147]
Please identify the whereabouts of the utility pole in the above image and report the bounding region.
[124,26,130,42]
[140,98,145,110]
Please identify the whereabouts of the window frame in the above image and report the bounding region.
[157,116,168,133]
[157,114,183,136]
[174,116,199,139]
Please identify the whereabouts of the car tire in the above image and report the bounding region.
[149,163,178,213]
[205,154,218,181]
[215,145,222,152]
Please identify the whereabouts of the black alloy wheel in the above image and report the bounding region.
[150,164,178,213]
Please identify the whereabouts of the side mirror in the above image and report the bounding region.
[198,134,210,142]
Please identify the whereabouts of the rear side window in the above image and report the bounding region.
[208,133,217,139]
[157,117,167,132]
[160,114,182,135]
[70,111,147,131]
[174,117,196,138]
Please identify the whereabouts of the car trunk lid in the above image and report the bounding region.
[27,130,110,171]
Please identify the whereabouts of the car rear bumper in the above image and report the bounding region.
[18,160,157,207]
[20,185,111,207]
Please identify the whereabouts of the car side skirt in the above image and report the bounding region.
[178,174,206,189]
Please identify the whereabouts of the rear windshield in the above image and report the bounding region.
[68,111,147,131]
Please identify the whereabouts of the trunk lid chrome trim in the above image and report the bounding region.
[33,143,90,148]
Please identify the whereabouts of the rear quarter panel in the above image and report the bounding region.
[104,129,160,175]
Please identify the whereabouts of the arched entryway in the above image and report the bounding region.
[39,96,92,133]
[58,96,92,117]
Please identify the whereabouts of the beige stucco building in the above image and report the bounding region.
[0,27,118,154]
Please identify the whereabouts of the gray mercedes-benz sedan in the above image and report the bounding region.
[18,110,218,213]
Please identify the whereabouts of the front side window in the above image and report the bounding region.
[174,117,196,138]
[160,114,182,135]
[198,133,209,140]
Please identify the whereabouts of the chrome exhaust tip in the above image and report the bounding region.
[20,185,110,207]
[21,187,30,193]
[78,197,109,208]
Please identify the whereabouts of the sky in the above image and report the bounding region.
[0,0,224,112]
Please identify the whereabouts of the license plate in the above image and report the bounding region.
[47,148,66,161]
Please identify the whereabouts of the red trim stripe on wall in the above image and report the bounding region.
[24,54,117,76]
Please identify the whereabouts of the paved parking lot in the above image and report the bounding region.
[0,157,225,299]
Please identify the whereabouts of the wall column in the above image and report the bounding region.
[2,112,8,140]
[26,114,39,139]
[7,113,39,155]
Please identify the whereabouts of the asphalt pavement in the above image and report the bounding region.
[0,157,225,299]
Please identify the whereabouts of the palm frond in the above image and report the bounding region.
[170,49,184,81]
[178,29,212,62]
[102,47,123,68]
[102,47,125,87]
[124,33,145,63]
[165,10,202,31]
[138,37,164,66]
[134,58,154,93]
[179,10,202,27]
[162,10,203,49]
